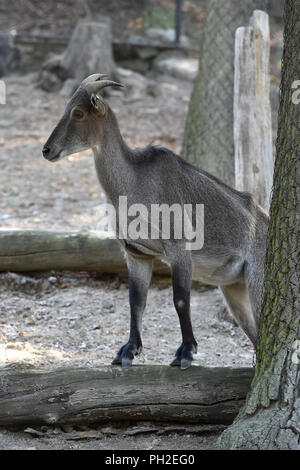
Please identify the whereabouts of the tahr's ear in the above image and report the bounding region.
[90,94,106,116]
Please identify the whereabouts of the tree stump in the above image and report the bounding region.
[39,19,115,93]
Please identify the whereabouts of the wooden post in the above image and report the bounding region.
[234,10,273,211]
[0,364,254,426]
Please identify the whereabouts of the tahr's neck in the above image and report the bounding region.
[92,106,133,204]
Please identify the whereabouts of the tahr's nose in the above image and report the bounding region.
[42,146,50,157]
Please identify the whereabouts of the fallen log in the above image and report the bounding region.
[0,229,169,275]
[0,364,254,427]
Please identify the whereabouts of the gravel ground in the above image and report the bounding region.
[0,423,224,451]
[0,272,254,369]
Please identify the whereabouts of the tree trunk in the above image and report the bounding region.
[181,0,268,187]
[0,364,253,427]
[216,0,300,450]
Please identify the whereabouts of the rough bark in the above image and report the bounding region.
[216,0,300,450]
[181,0,268,187]
[0,229,169,275]
[0,364,254,427]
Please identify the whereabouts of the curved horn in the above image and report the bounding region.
[85,79,124,96]
[81,73,109,87]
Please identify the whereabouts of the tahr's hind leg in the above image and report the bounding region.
[220,280,258,347]
[243,255,266,348]
[168,248,198,370]
[112,254,153,368]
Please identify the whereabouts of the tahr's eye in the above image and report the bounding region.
[72,108,85,120]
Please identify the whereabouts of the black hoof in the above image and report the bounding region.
[170,357,192,369]
[170,341,197,370]
[111,355,122,365]
[121,358,132,368]
[180,359,192,370]
[170,356,181,367]
[111,341,142,367]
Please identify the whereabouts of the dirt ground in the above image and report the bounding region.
[0,423,224,451]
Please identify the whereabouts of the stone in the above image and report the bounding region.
[24,427,44,437]
[117,59,150,75]
[145,28,191,47]
[136,47,158,60]
[114,67,149,100]
[153,52,198,81]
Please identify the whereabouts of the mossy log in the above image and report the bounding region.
[0,364,254,427]
[0,229,169,275]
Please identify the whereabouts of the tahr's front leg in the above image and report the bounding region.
[112,254,153,368]
[168,248,197,370]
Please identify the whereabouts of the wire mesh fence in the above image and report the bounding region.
[181,0,269,187]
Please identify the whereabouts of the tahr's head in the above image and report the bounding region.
[42,74,123,162]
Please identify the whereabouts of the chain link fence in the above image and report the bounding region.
[182,0,269,187]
